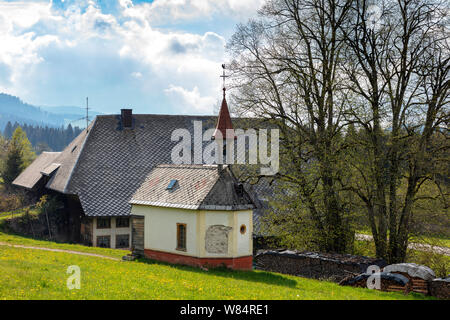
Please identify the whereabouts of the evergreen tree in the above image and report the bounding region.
[1,126,36,189]
[34,142,52,155]
[66,124,74,146]
[2,122,81,152]
[1,141,22,189]
[3,121,13,139]
[0,134,8,174]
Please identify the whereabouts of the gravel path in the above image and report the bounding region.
[0,241,121,261]
[355,234,450,256]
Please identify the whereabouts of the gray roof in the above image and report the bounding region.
[130,164,255,210]
[41,163,61,176]
[13,152,61,189]
[65,114,218,218]
[46,121,94,193]
[13,113,274,234]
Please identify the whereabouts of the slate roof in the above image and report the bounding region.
[12,113,275,234]
[41,163,61,176]
[130,164,255,210]
[12,152,61,189]
[46,121,94,193]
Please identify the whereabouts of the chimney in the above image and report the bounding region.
[121,109,132,128]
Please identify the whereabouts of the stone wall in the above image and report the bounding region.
[254,250,387,282]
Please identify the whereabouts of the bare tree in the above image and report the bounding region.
[228,0,355,252]
[342,0,449,262]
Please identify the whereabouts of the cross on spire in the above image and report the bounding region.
[220,63,228,97]
[213,63,235,141]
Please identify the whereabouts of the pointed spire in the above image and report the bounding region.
[213,89,235,140]
[214,64,235,140]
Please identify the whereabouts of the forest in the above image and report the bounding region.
[3,121,82,153]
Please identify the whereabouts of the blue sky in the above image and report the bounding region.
[0,0,264,114]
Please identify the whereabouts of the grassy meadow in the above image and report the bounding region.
[0,232,433,300]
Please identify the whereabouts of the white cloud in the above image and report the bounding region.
[121,0,265,24]
[0,1,60,93]
[0,0,259,113]
[165,84,217,113]
[0,1,56,31]
[131,71,143,78]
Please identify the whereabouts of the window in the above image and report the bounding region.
[240,224,247,235]
[97,217,111,229]
[116,217,129,228]
[167,179,178,190]
[96,236,110,248]
[116,234,130,249]
[176,223,187,251]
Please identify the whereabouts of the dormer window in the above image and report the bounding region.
[167,179,178,190]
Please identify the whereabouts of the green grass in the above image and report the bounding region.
[0,232,125,259]
[0,233,431,300]
[0,207,39,221]
[357,229,450,248]
[410,235,450,248]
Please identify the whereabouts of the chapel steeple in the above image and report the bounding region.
[213,64,235,140]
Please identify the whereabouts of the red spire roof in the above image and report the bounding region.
[213,88,235,140]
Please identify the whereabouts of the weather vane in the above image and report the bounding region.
[220,63,228,97]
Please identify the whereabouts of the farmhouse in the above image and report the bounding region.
[12,92,270,258]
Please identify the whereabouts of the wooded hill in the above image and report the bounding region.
[0,93,103,133]
[2,122,82,153]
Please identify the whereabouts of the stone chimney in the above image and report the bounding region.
[121,109,132,128]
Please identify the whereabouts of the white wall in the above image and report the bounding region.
[131,205,198,256]
[131,205,253,258]
[201,209,252,258]
[202,210,232,258]
[235,210,253,257]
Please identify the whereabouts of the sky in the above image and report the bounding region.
[0,0,265,115]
